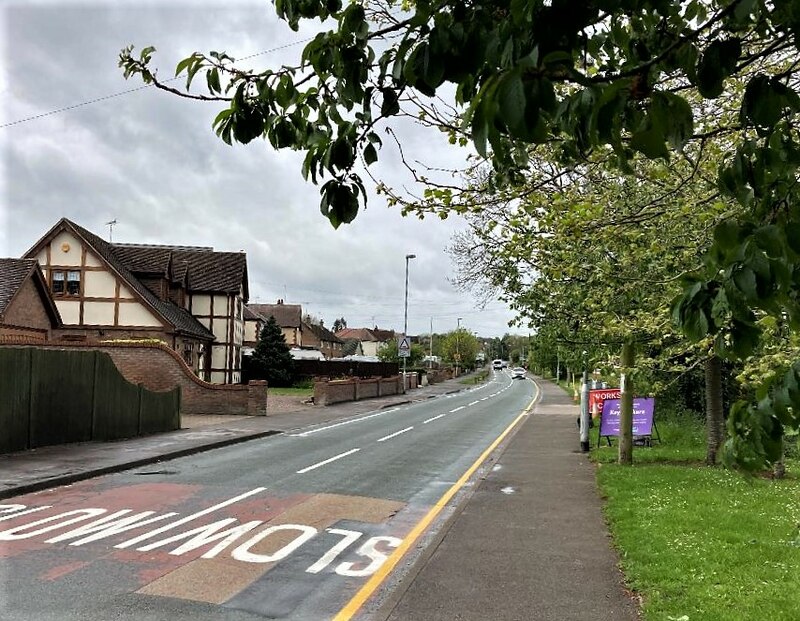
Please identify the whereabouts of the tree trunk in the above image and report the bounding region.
[618,341,634,465]
[704,355,724,466]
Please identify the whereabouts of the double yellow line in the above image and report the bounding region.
[333,384,540,620]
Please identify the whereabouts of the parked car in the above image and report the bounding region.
[511,367,526,379]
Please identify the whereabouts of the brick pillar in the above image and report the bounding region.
[247,380,268,416]
[314,381,327,406]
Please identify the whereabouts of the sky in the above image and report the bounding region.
[0,1,522,338]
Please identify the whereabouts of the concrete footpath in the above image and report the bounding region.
[0,374,639,620]
[380,376,639,621]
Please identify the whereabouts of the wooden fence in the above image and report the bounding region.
[0,347,180,454]
[292,359,399,380]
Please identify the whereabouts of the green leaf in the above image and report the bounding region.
[630,128,668,159]
[363,142,378,166]
[696,38,741,98]
[729,319,761,358]
[206,68,221,94]
[733,267,757,300]
[498,72,527,136]
[741,74,800,128]
[381,87,400,117]
[471,99,489,158]
[651,92,693,150]
[714,220,742,251]
[683,306,710,341]
[754,225,784,259]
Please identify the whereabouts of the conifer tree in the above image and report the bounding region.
[251,316,294,387]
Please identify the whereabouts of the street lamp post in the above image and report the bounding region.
[403,254,416,390]
[455,317,463,377]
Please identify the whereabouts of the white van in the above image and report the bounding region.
[492,359,503,370]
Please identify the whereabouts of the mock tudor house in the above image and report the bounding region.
[23,218,248,384]
[0,258,62,341]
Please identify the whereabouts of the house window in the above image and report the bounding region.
[66,270,81,295]
[183,343,194,366]
[52,270,65,294]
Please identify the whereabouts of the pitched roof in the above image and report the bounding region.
[247,303,302,328]
[243,305,262,321]
[26,219,214,341]
[111,243,248,297]
[370,327,396,342]
[304,321,343,344]
[336,327,396,342]
[340,338,362,356]
[0,258,61,325]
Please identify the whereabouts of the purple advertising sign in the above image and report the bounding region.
[599,398,655,437]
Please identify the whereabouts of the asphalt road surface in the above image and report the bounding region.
[0,370,537,621]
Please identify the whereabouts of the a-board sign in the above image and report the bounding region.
[589,389,621,417]
[599,398,655,437]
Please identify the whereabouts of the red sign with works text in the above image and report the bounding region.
[589,389,621,417]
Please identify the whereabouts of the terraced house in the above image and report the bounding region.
[24,218,248,384]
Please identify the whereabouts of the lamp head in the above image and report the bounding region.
[406,253,416,259]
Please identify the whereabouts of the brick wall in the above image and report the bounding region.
[4,278,53,333]
[356,378,379,399]
[314,375,404,406]
[0,339,267,416]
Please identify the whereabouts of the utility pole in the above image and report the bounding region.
[403,254,416,390]
[429,317,433,369]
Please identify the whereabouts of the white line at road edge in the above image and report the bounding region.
[332,379,541,621]
[376,426,414,443]
[297,448,361,474]
[423,414,445,425]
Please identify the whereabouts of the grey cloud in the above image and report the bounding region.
[1,1,519,337]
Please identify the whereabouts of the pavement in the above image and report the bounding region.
[379,376,639,621]
[0,373,639,620]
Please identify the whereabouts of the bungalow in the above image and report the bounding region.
[335,326,396,358]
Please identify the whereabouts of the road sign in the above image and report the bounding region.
[398,336,411,358]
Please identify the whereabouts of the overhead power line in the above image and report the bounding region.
[0,39,310,130]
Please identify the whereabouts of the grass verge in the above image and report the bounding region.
[460,370,490,385]
[595,411,800,620]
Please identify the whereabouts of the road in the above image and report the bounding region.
[0,370,538,621]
